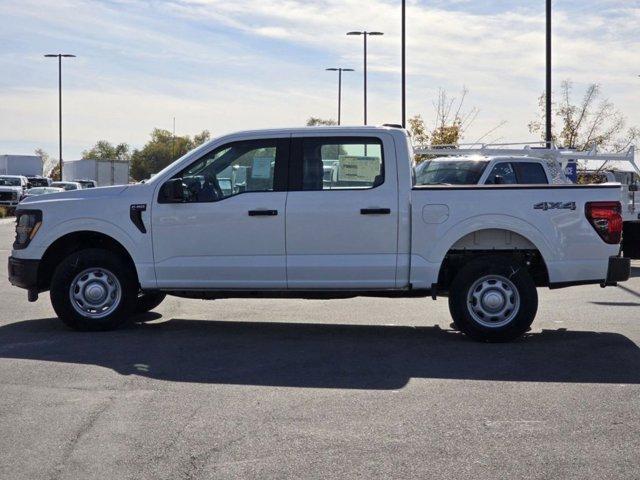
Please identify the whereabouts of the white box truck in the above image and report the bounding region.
[62,159,130,186]
[0,155,43,176]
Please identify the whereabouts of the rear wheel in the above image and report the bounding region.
[50,248,137,331]
[448,256,538,342]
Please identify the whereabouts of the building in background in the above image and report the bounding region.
[62,158,130,186]
[0,155,43,176]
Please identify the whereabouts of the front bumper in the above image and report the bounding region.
[605,255,630,285]
[8,256,40,290]
[0,201,19,207]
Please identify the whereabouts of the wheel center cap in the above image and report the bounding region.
[483,291,505,311]
[85,283,106,303]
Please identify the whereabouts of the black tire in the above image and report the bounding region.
[448,256,538,342]
[133,291,166,316]
[50,248,137,331]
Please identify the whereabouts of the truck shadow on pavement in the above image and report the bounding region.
[1,317,639,389]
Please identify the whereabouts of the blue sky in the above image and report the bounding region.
[1,0,640,160]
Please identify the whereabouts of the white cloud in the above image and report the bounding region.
[1,0,640,157]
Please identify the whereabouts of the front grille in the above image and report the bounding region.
[0,192,16,201]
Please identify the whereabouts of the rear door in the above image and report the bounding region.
[285,133,399,289]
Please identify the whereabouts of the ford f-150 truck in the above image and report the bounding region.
[8,126,631,341]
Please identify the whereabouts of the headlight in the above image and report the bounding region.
[14,210,42,249]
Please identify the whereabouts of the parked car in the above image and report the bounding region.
[74,179,97,189]
[51,181,83,191]
[26,176,52,188]
[8,126,630,342]
[24,187,65,198]
[0,175,28,210]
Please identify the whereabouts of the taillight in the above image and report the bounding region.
[585,201,622,244]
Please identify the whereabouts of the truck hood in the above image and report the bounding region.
[0,186,23,194]
[19,185,130,206]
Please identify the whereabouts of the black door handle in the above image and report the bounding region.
[248,209,278,216]
[360,208,391,215]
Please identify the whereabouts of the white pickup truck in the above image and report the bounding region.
[8,126,630,342]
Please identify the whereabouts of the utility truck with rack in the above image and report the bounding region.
[414,141,640,260]
[8,126,631,342]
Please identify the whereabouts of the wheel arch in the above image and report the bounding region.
[435,225,551,290]
[38,231,139,291]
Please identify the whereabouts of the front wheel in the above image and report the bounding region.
[50,248,137,331]
[448,256,538,342]
[133,291,167,318]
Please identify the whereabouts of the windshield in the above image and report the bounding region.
[414,160,488,185]
[0,177,21,187]
[52,182,78,191]
[28,178,49,187]
[27,187,47,194]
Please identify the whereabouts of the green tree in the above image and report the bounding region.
[528,80,639,152]
[306,117,337,126]
[82,140,131,162]
[130,129,211,181]
[408,87,505,163]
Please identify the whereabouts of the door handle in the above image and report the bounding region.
[248,209,278,216]
[360,208,391,215]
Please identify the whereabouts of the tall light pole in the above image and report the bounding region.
[326,67,354,125]
[545,0,552,147]
[401,0,406,128]
[347,31,384,125]
[44,53,75,180]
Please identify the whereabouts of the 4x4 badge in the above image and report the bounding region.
[534,201,576,211]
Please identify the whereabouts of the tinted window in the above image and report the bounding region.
[514,162,548,184]
[299,137,383,191]
[173,138,285,202]
[485,163,517,184]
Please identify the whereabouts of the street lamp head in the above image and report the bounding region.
[343,68,355,72]
[44,53,76,58]
[61,54,76,58]
[326,68,339,71]
[44,54,58,57]
[368,32,384,36]
[346,31,363,36]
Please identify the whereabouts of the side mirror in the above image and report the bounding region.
[494,175,504,185]
[162,178,186,203]
[629,183,638,192]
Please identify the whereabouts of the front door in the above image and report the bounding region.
[285,134,399,289]
[152,137,289,289]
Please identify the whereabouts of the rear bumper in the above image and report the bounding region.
[8,256,40,290]
[606,255,630,285]
[548,256,630,289]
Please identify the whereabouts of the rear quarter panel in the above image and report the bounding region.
[409,185,622,288]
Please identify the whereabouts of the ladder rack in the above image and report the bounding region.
[413,142,640,177]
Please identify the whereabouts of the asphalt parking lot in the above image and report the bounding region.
[0,219,638,479]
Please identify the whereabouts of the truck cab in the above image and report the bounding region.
[7,127,630,342]
[0,175,29,209]
[414,156,562,186]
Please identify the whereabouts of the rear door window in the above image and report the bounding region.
[485,163,517,184]
[514,162,548,184]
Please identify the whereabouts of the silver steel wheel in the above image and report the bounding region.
[69,268,122,319]
[467,275,520,328]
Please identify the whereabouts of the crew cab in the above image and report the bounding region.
[8,127,631,342]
